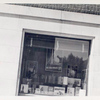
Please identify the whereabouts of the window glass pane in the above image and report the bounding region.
[19,33,90,96]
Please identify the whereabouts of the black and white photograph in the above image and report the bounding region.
[0,2,100,99]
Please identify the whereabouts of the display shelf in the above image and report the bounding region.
[19,93,67,96]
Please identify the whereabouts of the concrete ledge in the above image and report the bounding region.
[0,4,61,20]
[0,4,100,25]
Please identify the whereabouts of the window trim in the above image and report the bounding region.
[16,28,94,96]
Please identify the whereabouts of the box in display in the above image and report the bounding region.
[32,84,37,94]
[74,79,81,87]
[67,87,75,96]
[68,78,75,87]
[27,79,32,87]
[20,84,28,93]
[28,88,32,93]
[40,74,45,84]
[39,85,48,95]
[75,87,80,96]
[48,75,52,83]
[79,89,86,96]
[58,76,63,85]
[35,88,40,94]
[63,77,68,85]
[44,75,48,83]
[54,87,65,95]
[48,86,54,95]
[82,83,87,90]
[52,75,56,84]
[68,78,81,87]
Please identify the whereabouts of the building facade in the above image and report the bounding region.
[0,4,100,96]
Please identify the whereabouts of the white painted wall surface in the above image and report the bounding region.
[0,4,100,96]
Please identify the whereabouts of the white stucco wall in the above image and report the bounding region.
[0,4,100,96]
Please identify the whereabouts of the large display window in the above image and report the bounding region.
[18,32,90,96]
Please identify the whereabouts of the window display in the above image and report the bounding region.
[45,49,63,72]
[19,33,90,96]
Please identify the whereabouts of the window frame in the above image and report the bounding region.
[16,29,94,96]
